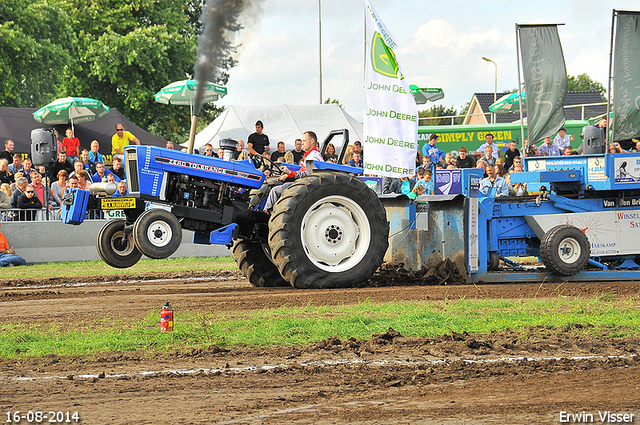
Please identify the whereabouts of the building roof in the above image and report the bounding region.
[466,90,606,124]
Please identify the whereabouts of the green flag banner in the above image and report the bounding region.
[518,25,567,145]
[613,11,640,142]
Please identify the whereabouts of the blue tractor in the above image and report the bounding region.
[62,131,389,289]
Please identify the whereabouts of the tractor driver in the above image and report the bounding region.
[263,131,323,213]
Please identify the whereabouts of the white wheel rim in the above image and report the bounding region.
[112,230,135,256]
[558,237,581,264]
[301,195,371,272]
[147,220,172,247]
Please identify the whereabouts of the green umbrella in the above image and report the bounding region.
[489,91,526,113]
[33,97,111,131]
[155,80,227,113]
[409,85,444,104]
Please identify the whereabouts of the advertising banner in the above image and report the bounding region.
[518,25,567,145]
[363,0,418,178]
[612,11,640,142]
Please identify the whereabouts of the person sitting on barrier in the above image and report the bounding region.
[479,145,496,167]
[113,180,128,198]
[263,131,323,213]
[479,163,509,198]
[538,137,561,156]
[408,183,425,199]
[423,133,446,166]
[76,170,91,190]
[109,157,126,181]
[10,177,27,209]
[0,222,26,267]
[0,183,10,209]
[17,184,42,220]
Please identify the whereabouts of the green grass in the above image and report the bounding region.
[1,256,237,279]
[2,297,639,359]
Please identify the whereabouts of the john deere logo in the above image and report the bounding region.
[371,32,398,78]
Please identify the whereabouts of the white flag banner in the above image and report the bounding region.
[363,0,418,178]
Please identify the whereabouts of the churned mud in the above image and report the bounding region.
[1,272,640,423]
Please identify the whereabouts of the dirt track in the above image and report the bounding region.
[2,272,640,424]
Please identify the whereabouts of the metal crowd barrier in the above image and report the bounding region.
[0,208,108,222]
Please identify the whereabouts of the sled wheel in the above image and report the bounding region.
[97,219,142,268]
[231,240,289,287]
[540,225,590,276]
[268,171,389,289]
[133,208,182,259]
[487,252,500,271]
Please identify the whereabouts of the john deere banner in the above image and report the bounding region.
[518,25,567,145]
[613,11,640,142]
[363,0,418,178]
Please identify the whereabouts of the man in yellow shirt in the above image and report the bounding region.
[112,124,140,161]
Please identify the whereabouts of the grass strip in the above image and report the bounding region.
[2,256,237,279]
[1,296,639,359]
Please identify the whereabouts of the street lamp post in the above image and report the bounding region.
[482,57,497,124]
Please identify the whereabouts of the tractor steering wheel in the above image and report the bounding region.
[250,154,283,176]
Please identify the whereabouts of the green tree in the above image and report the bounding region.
[418,105,462,126]
[324,97,343,109]
[567,73,606,100]
[0,0,75,107]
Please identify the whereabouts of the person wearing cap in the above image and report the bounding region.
[247,120,270,156]
[475,133,499,160]
[421,133,445,168]
[553,127,573,151]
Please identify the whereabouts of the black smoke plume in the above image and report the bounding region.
[193,0,252,116]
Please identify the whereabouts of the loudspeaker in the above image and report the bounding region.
[582,126,606,154]
[31,128,57,166]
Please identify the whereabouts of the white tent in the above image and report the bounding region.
[190,104,363,152]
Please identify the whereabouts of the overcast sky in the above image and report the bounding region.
[215,0,635,123]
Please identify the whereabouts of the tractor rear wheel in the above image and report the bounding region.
[133,208,182,259]
[231,240,289,287]
[540,225,590,276]
[97,219,142,268]
[268,171,389,289]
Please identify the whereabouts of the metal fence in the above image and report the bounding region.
[0,208,115,222]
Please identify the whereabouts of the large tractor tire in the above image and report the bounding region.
[97,219,142,268]
[540,225,590,276]
[133,208,182,259]
[268,171,389,289]
[231,240,289,287]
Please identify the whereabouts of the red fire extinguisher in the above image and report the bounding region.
[160,302,173,332]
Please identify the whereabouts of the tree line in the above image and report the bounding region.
[0,0,234,143]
